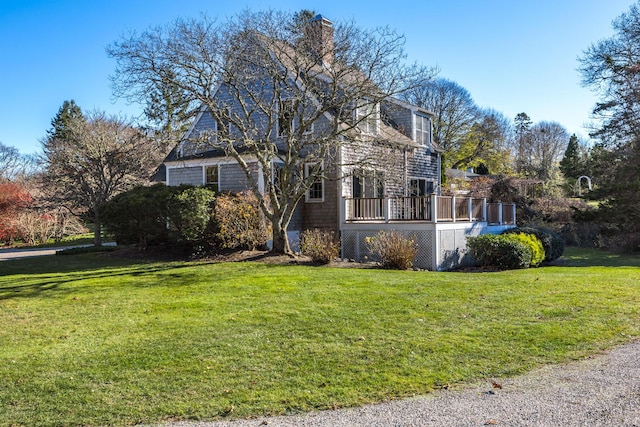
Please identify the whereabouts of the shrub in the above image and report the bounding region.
[509,233,545,267]
[0,182,32,244]
[467,234,532,270]
[300,229,340,264]
[167,187,216,242]
[366,231,417,270]
[212,191,270,250]
[503,226,564,262]
[101,184,216,251]
[100,184,172,248]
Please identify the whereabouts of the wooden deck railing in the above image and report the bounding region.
[344,195,516,225]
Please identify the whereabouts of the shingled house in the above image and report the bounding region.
[160,14,514,269]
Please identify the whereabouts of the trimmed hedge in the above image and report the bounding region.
[100,184,216,251]
[467,234,532,270]
[502,226,564,262]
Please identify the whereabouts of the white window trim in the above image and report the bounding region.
[204,164,220,190]
[414,114,430,147]
[352,168,385,198]
[355,101,380,136]
[305,162,324,203]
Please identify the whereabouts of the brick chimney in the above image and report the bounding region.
[304,14,334,66]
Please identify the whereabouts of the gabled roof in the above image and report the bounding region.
[167,14,437,162]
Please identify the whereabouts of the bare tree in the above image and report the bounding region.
[41,110,163,246]
[402,77,479,158]
[0,142,25,182]
[528,121,569,181]
[108,10,436,254]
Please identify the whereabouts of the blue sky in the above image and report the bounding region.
[0,0,635,155]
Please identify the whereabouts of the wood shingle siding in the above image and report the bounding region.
[167,166,203,186]
[220,162,258,193]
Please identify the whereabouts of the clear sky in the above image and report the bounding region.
[0,0,635,155]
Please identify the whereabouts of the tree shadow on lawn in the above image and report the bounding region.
[561,247,640,268]
[0,256,193,301]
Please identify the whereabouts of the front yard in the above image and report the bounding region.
[1,248,639,426]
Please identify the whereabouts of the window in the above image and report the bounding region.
[415,114,430,146]
[355,101,379,135]
[205,165,219,192]
[305,163,324,202]
[352,169,384,217]
[409,178,433,197]
[408,178,433,220]
[353,169,384,198]
[278,100,295,137]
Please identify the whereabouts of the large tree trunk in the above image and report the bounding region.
[93,211,103,247]
[271,222,292,255]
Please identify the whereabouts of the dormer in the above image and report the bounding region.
[355,99,380,136]
[414,113,431,147]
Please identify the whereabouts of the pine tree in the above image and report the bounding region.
[513,112,532,176]
[46,100,84,142]
[559,134,583,180]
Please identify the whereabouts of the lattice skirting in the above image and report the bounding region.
[341,229,435,270]
[341,224,513,271]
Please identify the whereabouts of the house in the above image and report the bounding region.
[160,14,514,270]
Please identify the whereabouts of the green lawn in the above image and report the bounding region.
[1,247,639,426]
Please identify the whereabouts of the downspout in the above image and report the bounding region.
[437,152,442,195]
[338,136,345,259]
[403,148,408,196]
[337,137,343,232]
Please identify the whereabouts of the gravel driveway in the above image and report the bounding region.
[158,339,640,427]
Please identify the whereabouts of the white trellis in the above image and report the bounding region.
[576,176,592,197]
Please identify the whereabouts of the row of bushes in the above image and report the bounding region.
[100,184,269,256]
[467,226,564,270]
[300,229,418,270]
[302,226,565,271]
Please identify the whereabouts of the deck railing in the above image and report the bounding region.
[344,195,516,225]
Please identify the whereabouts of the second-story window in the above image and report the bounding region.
[278,100,295,137]
[355,101,379,135]
[415,114,430,146]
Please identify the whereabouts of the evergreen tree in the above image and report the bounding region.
[513,112,532,176]
[579,1,640,250]
[46,100,84,142]
[143,69,196,152]
[559,134,583,180]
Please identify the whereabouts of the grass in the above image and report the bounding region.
[0,247,639,426]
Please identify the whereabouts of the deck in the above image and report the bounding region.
[340,195,516,271]
[344,195,516,225]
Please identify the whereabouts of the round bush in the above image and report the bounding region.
[467,234,532,270]
[366,231,417,270]
[503,226,564,262]
[300,229,340,264]
[509,233,545,267]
